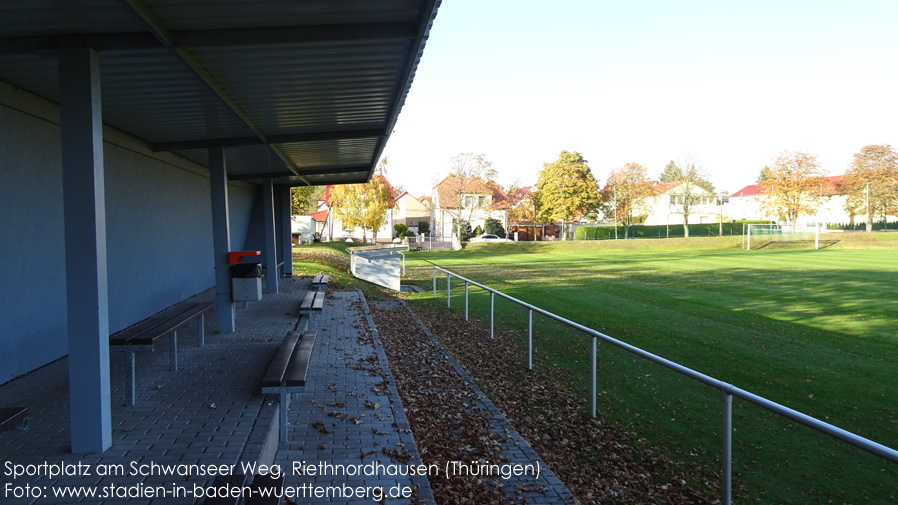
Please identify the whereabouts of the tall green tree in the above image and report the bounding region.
[760,151,825,224]
[658,160,682,183]
[840,144,898,231]
[599,162,654,239]
[533,151,600,240]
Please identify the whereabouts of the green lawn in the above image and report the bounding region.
[400,236,898,503]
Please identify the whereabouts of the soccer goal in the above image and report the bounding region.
[746,223,821,250]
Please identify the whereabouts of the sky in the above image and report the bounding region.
[380,0,898,198]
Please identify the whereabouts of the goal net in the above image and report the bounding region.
[746,223,821,250]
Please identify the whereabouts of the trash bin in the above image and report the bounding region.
[230,262,262,302]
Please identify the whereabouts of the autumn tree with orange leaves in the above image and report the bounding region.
[840,144,898,231]
[759,151,825,224]
[599,162,654,238]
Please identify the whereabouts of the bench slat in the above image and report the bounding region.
[0,407,27,432]
[285,331,316,387]
[130,302,213,345]
[260,332,301,388]
[299,291,316,311]
[109,303,198,345]
[312,292,324,311]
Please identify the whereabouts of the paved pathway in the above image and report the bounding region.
[277,291,433,504]
[0,280,432,505]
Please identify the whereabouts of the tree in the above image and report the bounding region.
[599,163,654,239]
[533,151,600,240]
[450,152,497,181]
[840,145,898,232]
[665,155,715,238]
[757,167,771,183]
[759,151,825,224]
[505,180,536,224]
[290,186,321,216]
[659,160,682,183]
[329,173,395,243]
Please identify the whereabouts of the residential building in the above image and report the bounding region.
[392,191,431,230]
[729,175,851,224]
[643,182,721,226]
[431,176,508,238]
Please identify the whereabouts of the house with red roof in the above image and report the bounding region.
[430,176,509,238]
[729,175,849,224]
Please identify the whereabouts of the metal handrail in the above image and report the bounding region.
[431,266,898,504]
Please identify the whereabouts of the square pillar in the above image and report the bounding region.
[59,47,112,453]
[209,147,235,332]
[280,186,293,277]
[262,178,278,294]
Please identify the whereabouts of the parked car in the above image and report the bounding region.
[469,234,508,243]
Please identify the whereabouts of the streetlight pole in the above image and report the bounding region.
[613,185,618,240]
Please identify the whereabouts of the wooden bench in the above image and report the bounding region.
[299,290,324,329]
[0,407,28,432]
[311,274,329,292]
[110,301,214,406]
[261,330,316,441]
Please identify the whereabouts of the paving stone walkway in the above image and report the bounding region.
[276,291,433,504]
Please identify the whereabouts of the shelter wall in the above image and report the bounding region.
[0,86,256,384]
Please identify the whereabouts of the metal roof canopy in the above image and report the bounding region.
[0,0,440,186]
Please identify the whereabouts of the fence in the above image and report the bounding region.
[431,266,898,504]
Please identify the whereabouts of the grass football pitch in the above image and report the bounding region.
[402,237,898,503]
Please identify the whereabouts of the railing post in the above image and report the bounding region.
[465,282,469,321]
[432,267,436,299]
[447,273,451,308]
[722,390,733,505]
[528,308,533,370]
[591,335,597,418]
[490,292,494,339]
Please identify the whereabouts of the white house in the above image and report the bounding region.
[431,176,508,238]
[729,175,852,225]
[643,182,722,226]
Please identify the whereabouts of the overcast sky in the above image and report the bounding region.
[380,0,898,198]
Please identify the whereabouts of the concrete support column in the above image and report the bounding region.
[280,186,293,277]
[262,178,278,294]
[59,47,112,453]
[209,147,235,333]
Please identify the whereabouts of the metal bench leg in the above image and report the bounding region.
[280,392,290,442]
[125,350,136,407]
[310,312,317,330]
[198,314,205,347]
[170,331,178,371]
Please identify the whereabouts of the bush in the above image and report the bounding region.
[394,223,409,239]
[473,224,484,237]
[574,222,768,240]
[483,218,506,238]
[452,219,473,241]
[417,220,430,236]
